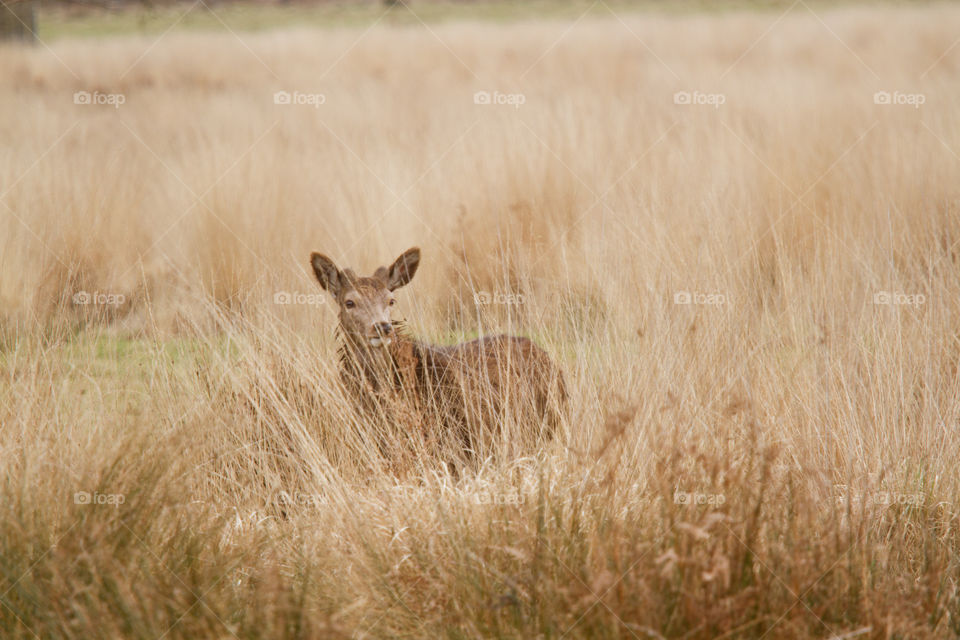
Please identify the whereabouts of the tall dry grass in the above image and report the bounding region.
[1,2,960,638]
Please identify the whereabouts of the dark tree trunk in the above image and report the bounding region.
[0,0,37,41]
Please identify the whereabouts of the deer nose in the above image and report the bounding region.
[374,322,393,336]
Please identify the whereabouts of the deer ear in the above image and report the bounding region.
[386,247,420,291]
[310,252,344,297]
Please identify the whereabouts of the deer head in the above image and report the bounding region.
[310,247,421,348]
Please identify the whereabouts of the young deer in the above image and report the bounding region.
[310,247,566,459]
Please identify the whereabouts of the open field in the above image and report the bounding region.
[2,1,960,638]
[31,0,915,40]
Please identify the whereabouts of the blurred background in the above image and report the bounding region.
[0,0,859,41]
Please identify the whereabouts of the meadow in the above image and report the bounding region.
[1,1,960,637]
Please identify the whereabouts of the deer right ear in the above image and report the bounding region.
[310,252,343,298]
[385,247,421,291]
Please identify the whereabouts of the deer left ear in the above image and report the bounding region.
[310,252,345,298]
[385,247,420,291]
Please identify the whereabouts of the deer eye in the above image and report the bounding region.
[389,299,396,306]
[345,300,356,309]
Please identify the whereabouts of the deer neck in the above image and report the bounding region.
[338,328,405,388]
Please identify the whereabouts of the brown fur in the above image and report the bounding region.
[311,248,566,458]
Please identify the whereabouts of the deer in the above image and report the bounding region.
[309,247,566,461]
